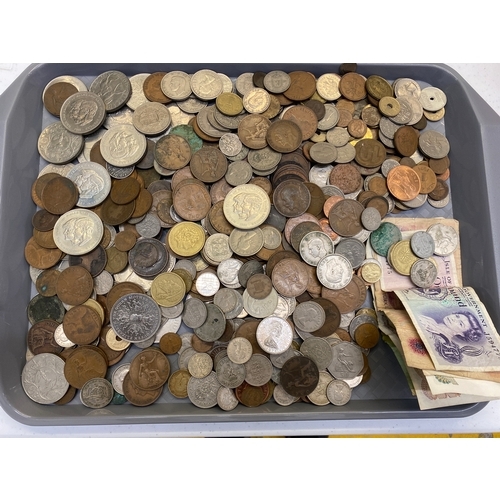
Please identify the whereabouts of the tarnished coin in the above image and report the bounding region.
[40,175,79,215]
[256,316,293,355]
[123,372,163,406]
[427,223,459,256]
[167,369,191,398]
[133,101,171,135]
[293,301,327,333]
[354,139,386,168]
[410,258,438,288]
[38,122,84,165]
[238,114,271,150]
[223,184,271,230]
[60,92,106,135]
[187,371,221,408]
[273,180,311,218]
[328,199,364,237]
[43,81,79,117]
[227,337,253,364]
[53,208,103,256]
[191,69,223,101]
[80,378,114,409]
[266,119,303,154]
[64,345,108,389]
[22,353,69,405]
[90,70,132,113]
[328,342,364,380]
[129,348,170,391]
[217,387,239,411]
[183,297,208,329]
[272,258,309,298]
[326,379,351,406]
[280,355,319,398]
[418,130,450,159]
[410,231,435,258]
[194,303,226,342]
[110,293,162,343]
[370,222,402,257]
[100,124,147,167]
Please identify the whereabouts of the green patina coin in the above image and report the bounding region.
[169,124,203,154]
[111,392,127,405]
[27,294,65,325]
[369,222,402,257]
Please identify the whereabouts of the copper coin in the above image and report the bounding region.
[208,200,234,236]
[284,213,319,244]
[234,319,267,356]
[110,177,141,205]
[366,177,388,197]
[173,180,212,221]
[413,163,437,194]
[304,182,326,217]
[54,385,78,405]
[33,228,57,249]
[365,195,390,219]
[190,146,228,183]
[283,71,316,101]
[155,134,191,171]
[354,323,380,349]
[32,209,59,232]
[329,164,363,194]
[428,178,449,201]
[273,179,311,218]
[32,173,60,208]
[282,106,319,141]
[235,381,272,407]
[131,188,153,218]
[35,269,61,297]
[64,345,108,389]
[266,119,303,153]
[143,72,170,104]
[310,297,341,338]
[105,246,128,274]
[90,140,106,167]
[290,221,322,253]
[339,73,366,101]
[428,156,450,175]
[68,245,107,277]
[106,282,144,312]
[56,265,94,306]
[100,197,136,225]
[191,334,214,354]
[129,348,170,391]
[238,114,271,150]
[246,273,273,300]
[43,81,79,116]
[347,119,367,139]
[123,372,163,406]
[280,356,319,397]
[272,258,309,298]
[387,165,421,201]
[63,304,103,345]
[27,319,62,355]
[355,139,386,168]
[41,176,79,215]
[321,274,367,314]
[328,199,364,237]
[393,126,419,157]
[114,230,137,252]
[24,237,63,270]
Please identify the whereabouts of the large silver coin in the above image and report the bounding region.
[427,223,459,256]
[100,124,147,167]
[256,316,293,355]
[60,92,107,135]
[110,293,162,343]
[89,70,132,113]
[38,122,84,165]
[327,342,364,380]
[22,353,69,405]
[66,162,111,208]
[53,208,103,256]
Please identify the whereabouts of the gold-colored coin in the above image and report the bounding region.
[360,262,382,284]
[168,369,191,399]
[82,298,105,324]
[151,272,186,307]
[216,92,244,116]
[390,240,418,276]
[167,221,206,257]
[223,184,271,230]
[243,88,271,114]
[105,327,131,352]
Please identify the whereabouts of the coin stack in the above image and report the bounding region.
[23,65,450,410]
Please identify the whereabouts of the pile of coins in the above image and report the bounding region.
[22,65,451,411]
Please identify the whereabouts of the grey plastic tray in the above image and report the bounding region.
[0,63,498,426]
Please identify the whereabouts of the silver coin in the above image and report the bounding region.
[217,387,239,411]
[54,323,75,348]
[348,313,378,339]
[216,355,246,389]
[100,124,147,167]
[300,337,333,371]
[308,371,334,406]
[418,130,450,159]
[104,107,134,130]
[80,378,114,409]
[195,271,221,297]
[361,207,382,231]
[133,101,171,136]
[242,288,278,319]
[292,301,326,333]
[427,222,459,256]
[317,103,340,131]
[256,316,293,355]
[127,73,150,111]
[112,363,130,395]
[336,143,356,164]
[427,192,450,209]
[309,165,333,187]
[316,255,353,290]
[420,86,447,112]
[327,342,364,380]
[393,78,421,99]
[326,127,350,147]
[244,354,273,386]
[401,193,428,209]
[247,146,281,172]
[183,297,208,329]
[89,70,132,113]
[177,95,208,114]
[309,142,338,164]
[299,231,335,267]
[389,96,413,125]
[335,238,366,270]
[326,379,352,406]
[270,348,302,369]
[191,70,223,101]
[161,71,192,101]
[135,213,162,238]
[219,133,243,157]
[194,303,226,342]
[22,353,69,405]
[263,70,291,93]
[235,72,256,97]
[187,371,221,408]
[60,92,107,135]
[227,337,253,365]
[174,259,197,279]
[273,384,300,406]
[188,352,214,379]
[410,258,438,288]
[106,162,135,179]
[66,161,111,208]
[110,293,162,343]
[410,230,435,258]
[38,122,84,164]
[161,301,184,319]
[379,116,401,140]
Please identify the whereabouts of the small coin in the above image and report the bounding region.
[80,378,114,409]
[326,379,352,406]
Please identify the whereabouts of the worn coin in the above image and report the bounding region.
[100,124,147,167]
[427,223,459,256]
[133,101,171,135]
[60,92,107,135]
[326,379,351,406]
[90,70,131,113]
[38,122,84,165]
[187,371,221,408]
[80,378,114,409]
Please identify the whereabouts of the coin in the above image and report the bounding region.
[256,316,293,355]
[100,124,147,167]
[168,221,205,257]
[427,223,459,256]
[326,379,351,406]
[27,319,62,355]
[129,348,170,390]
[280,355,319,397]
[187,371,221,408]
[38,122,84,165]
[151,272,186,307]
[223,184,271,230]
[133,101,171,135]
[123,372,163,406]
[316,254,353,290]
[90,70,131,113]
[60,92,107,135]
[80,378,114,409]
[387,165,421,201]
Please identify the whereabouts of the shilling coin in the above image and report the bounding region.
[80,378,114,409]
[127,73,150,111]
[299,231,334,266]
[217,387,239,411]
[293,301,326,333]
[60,92,107,135]
[100,124,147,167]
[326,379,352,406]
[187,371,221,408]
[227,337,253,364]
[216,355,246,389]
[161,71,192,101]
[66,162,112,208]
[191,70,223,101]
[410,230,436,258]
[316,255,353,290]
[256,316,293,355]
[410,258,438,288]
[133,101,172,135]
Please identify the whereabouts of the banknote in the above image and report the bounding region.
[423,370,500,398]
[396,287,500,372]
[366,217,462,311]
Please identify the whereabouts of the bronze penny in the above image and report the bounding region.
[328,199,364,237]
[36,269,61,297]
[110,177,141,205]
[348,118,368,139]
[305,263,322,296]
[387,165,421,201]
[367,176,388,197]
[190,146,228,183]
[355,139,386,168]
[123,372,163,406]
[354,323,380,349]
[131,188,153,218]
[321,274,367,314]
[208,200,234,236]
[437,169,450,181]
[155,134,191,171]
[283,71,316,101]
[24,236,63,270]
[394,126,419,157]
[329,163,363,194]
[56,265,94,306]
[282,106,319,141]
[336,98,355,113]
[284,213,320,243]
[238,114,271,150]
[266,119,303,154]
[280,356,319,398]
[64,345,108,389]
[63,304,103,345]
[310,297,341,338]
[428,178,450,201]
[41,176,79,215]
[191,334,213,354]
[68,245,107,277]
[32,209,59,232]
[104,246,128,274]
[272,258,310,298]
[54,385,77,405]
[235,381,271,407]
[428,156,450,175]
[173,179,212,221]
[27,319,63,355]
[304,99,326,121]
[106,281,144,312]
[304,182,325,217]
[43,81,79,116]
[365,195,390,219]
[100,196,136,225]
[246,273,273,300]
[143,72,171,104]
[90,140,106,167]
[114,230,137,252]
[33,227,57,249]
[336,108,353,128]
[339,73,366,101]
[129,348,170,391]
[413,163,437,194]
[32,172,60,208]
[273,179,311,218]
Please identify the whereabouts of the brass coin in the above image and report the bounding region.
[168,221,206,257]
[223,184,271,230]
[365,75,393,101]
[63,304,103,345]
[43,81,79,117]
[379,96,401,117]
[234,381,272,407]
[56,265,94,306]
[266,119,303,153]
[216,92,244,116]
[41,176,79,215]
[151,272,186,307]
[168,370,191,398]
[64,345,108,390]
[104,246,128,274]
